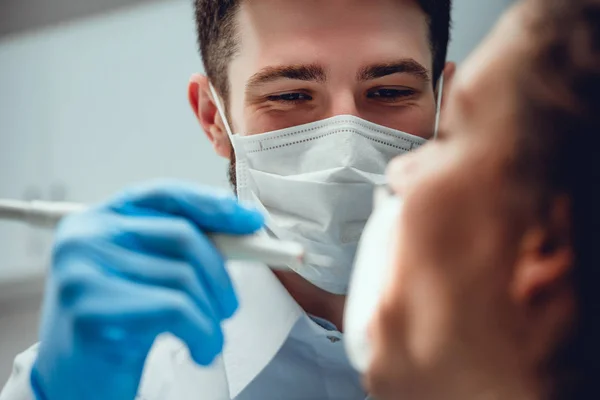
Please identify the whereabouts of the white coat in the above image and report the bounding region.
[0,262,366,400]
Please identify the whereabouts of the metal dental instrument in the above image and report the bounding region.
[0,199,332,271]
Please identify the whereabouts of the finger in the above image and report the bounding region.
[78,239,224,322]
[109,215,238,319]
[56,212,239,320]
[72,276,224,366]
[105,181,264,235]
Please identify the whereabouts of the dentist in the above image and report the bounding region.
[1,1,453,399]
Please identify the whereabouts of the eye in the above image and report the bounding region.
[267,92,313,103]
[367,88,416,102]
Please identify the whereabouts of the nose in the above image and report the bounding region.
[386,152,419,197]
[325,90,359,118]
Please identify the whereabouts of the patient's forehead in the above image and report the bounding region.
[448,2,532,139]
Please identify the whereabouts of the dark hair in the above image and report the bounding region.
[516,0,600,398]
[194,0,452,102]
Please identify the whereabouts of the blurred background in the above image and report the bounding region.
[0,0,514,382]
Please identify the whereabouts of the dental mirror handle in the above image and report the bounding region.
[0,199,308,270]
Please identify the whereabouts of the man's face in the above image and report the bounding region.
[366,4,547,399]
[226,0,437,138]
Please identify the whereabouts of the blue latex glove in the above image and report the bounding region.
[30,182,264,400]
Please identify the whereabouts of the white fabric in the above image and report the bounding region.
[0,261,367,400]
[345,190,401,372]
[231,115,425,294]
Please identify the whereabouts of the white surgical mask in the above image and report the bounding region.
[344,188,400,372]
[209,81,441,294]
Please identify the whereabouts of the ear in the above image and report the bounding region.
[512,196,574,304]
[439,61,456,111]
[187,74,232,159]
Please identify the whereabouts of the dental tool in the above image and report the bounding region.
[0,199,332,271]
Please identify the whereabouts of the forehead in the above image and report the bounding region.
[447,4,530,136]
[231,0,432,74]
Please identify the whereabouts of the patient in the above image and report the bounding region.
[366,0,600,399]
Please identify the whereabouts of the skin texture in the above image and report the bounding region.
[367,3,576,400]
[188,0,453,329]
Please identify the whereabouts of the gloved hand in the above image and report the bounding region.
[30,182,264,400]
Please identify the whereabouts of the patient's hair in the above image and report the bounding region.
[516,0,600,398]
[193,0,452,103]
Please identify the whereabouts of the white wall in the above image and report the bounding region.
[448,0,514,63]
[0,0,229,382]
[0,0,229,283]
[0,0,513,383]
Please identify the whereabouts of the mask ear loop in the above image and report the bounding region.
[208,82,246,197]
[209,83,275,229]
[434,75,444,139]
[209,83,235,140]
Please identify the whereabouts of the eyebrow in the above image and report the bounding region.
[246,64,327,89]
[356,59,431,83]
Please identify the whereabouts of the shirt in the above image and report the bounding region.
[235,315,365,399]
[0,260,368,400]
